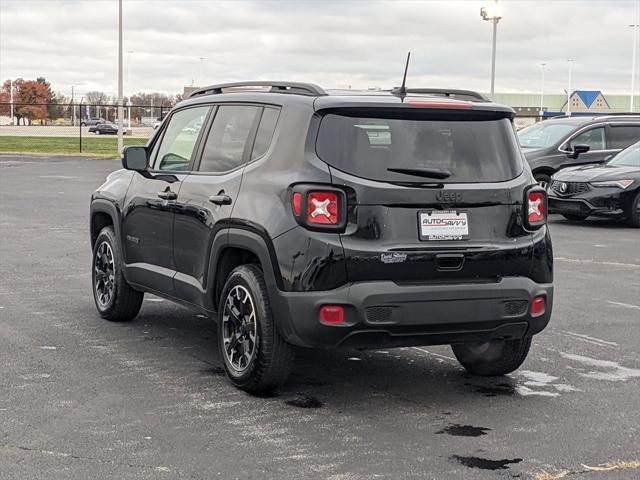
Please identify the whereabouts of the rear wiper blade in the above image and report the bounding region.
[386,167,452,179]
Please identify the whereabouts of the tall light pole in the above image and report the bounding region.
[117,0,124,153]
[199,56,205,86]
[566,59,574,116]
[480,1,502,96]
[630,24,639,112]
[127,50,133,130]
[9,79,14,125]
[539,62,547,118]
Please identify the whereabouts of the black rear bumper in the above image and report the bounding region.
[270,276,553,349]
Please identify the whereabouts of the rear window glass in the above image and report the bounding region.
[316,114,522,183]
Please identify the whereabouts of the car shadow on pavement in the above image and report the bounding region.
[549,215,630,229]
[122,302,523,408]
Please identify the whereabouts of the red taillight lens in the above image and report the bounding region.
[527,190,546,227]
[319,305,344,325]
[531,296,546,317]
[292,192,302,216]
[306,191,339,225]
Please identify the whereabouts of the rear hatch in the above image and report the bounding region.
[314,102,534,284]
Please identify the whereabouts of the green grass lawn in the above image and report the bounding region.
[0,136,147,158]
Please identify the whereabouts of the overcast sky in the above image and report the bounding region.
[1,0,639,99]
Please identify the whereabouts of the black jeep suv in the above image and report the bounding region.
[90,82,553,393]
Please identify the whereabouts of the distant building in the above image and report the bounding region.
[561,90,610,113]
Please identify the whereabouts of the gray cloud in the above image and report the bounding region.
[1,0,638,99]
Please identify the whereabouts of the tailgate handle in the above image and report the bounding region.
[436,253,465,272]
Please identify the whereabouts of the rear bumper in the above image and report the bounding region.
[271,276,553,349]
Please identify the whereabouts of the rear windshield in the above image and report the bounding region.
[316,113,522,183]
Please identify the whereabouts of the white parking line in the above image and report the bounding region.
[607,300,640,310]
[555,257,640,268]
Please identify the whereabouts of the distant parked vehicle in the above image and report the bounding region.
[518,115,640,189]
[81,118,105,127]
[549,141,640,227]
[89,123,118,135]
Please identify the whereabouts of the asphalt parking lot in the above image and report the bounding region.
[1,155,639,480]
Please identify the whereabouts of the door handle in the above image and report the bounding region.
[209,195,232,206]
[157,190,177,200]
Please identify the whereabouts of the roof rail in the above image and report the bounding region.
[390,88,490,102]
[189,81,327,98]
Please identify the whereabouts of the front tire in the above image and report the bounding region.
[452,336,532,376]
[626,192,640,228]
[92,226,143,321]
[218,264,294,393]
[534,172,551,190]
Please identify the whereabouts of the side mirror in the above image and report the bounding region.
[122,146,148,171]
[569,144,590,159]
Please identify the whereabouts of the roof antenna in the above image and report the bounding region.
[398,51,411,98]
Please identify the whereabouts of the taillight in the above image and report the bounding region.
[307,191,339,225]
[290,185,346,231]
[525,187,547,228]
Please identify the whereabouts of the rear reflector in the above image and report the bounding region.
[319,305,344,325]
[531,296,546,317]
[526,190,547,227]
[408,101,473,109]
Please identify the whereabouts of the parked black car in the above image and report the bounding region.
[90,82,553,393]
[518,115,640,188]
[549,140,640,226]
[89,123,118,135]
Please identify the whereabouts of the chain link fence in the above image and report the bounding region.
[0,102,171,156]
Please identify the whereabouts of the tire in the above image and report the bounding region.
[562,213,588,221]
[534,172,551,190]
[218,264,294,393]
[451,336,532,376]
[92,226,143,322]
[626,192,640,228]
[81,122,86,127]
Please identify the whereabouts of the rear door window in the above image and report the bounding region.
[608,125,640,150]
[199,105,260,173]
[316,113,522,183]
[251,108,280,160]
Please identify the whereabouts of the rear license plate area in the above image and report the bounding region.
[419,210,469,241]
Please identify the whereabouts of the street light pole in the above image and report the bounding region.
[117,0,124,153]
[566,59,574,116]
[539,63,547,118]
[9,79,14,126]
[480,1,502,96]
[630,24,639,112]
[199,56,205,86]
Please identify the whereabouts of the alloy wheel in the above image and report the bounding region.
[94,241,115,307]
[222,285,258,373]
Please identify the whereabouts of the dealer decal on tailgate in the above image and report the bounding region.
[419,210,470,241]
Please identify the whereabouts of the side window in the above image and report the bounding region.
[251,108,280,160]
[199,105,260,173]
[609,126,640,150]
[568,127,606,151]
[153,106,210,171]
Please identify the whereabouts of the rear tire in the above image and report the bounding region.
[452,336,532,376]
[218,264,294,394]
[626,192,640,228]
[562,213,588,221]
[92,226,143,321]
[534,172,551,190]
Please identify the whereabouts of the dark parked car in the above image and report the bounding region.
[518,115,640,189]
[81,117,105,126]
[90,82,553,393]
[89,122,118,135]
[549,140,640,226]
